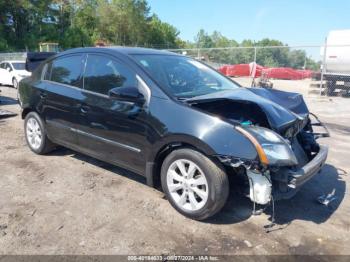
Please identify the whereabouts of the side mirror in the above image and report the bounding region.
[109,86,145,104]
[6,67,11,72]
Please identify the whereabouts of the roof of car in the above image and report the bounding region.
[59,46,180,57]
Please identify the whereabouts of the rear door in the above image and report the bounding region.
[76,53,149,173]
[41,54,85,147]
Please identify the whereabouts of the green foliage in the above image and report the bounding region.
[195,29,214,48]
[147,15,180,48]
[60,27,92,48]
[190,31,319,69]
[0,0,182,51]
[72,0,99,41]
[0,38,8,51]
[0,1,320,69]
[96,0,149,46]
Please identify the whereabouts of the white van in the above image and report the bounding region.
[322,30,350,95]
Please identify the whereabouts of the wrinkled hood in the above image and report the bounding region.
[187,87,309,135]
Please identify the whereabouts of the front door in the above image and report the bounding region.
[0,62,6,84]
[76,53,149,174]
[0,63,12,85]
[41,54,85,147]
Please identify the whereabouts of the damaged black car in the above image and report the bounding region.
[18,47,328,220]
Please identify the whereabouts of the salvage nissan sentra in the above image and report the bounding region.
[18,47,328,220]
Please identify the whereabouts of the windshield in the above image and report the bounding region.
[132,54,240,98]
[12,62,25,70]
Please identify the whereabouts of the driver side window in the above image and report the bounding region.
[83,54,137,96]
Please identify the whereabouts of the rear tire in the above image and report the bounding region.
[24,112,55,154]
[326,80,336,96]
[161,148,229,220]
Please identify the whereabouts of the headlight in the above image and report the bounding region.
[236,126,298,166]
[261,144,297,166]
[249,127,283,143]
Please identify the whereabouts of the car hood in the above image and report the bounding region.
[187,87,309,136]
[16,70,31,76]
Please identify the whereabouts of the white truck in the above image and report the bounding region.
[322,30,350,95]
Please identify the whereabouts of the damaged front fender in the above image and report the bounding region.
[148,98,260,163]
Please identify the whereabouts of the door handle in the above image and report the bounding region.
[80,105,90,114]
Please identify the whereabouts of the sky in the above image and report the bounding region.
[147,0,350,46]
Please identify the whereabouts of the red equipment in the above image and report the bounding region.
[219,64,314,80]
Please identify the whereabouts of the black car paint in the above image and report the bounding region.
[19,47,324,194]
[19,48,259,181]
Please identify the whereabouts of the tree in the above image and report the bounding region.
[146,15,180,48]
[288,49,307,69]
[96,0,149,46]
[71,0,98,39]
[0,0,322,71]
[195,29,214,48]
[0,0,182,50]
[188,31,320,68]
[60,27,91,48]
[211,31,237,48]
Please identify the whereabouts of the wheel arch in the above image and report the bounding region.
[21,107,33,119]
[12,76,18,87]
[145,135,219,189]
[145,123,259,188]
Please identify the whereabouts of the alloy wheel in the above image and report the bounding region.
[166,159,209,211]
[26,117,43,150]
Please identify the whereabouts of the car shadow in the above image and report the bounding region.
[0,95,18,105]
[207,164,346,226]
[46,147,346,227]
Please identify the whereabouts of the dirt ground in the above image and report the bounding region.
[0,82,349,255]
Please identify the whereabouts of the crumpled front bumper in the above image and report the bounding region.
[273,145,328,200]
[289,145,328,188]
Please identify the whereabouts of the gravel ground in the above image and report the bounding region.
[0,83,349,255]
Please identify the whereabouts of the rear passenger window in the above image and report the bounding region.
[51,55,83,87]
[83,54,137,95]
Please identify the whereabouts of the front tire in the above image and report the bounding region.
[161,148,229,220]
[24,112,55,154]
[12,78,18,89]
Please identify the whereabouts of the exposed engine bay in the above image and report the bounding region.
[193,99,270,129]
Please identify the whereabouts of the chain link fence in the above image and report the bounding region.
[169,45,350,97]
[0,52,27,62]
[1,45,350,97]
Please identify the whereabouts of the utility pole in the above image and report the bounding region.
[320,38,327,96]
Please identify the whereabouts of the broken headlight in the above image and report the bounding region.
[243,126,298,166]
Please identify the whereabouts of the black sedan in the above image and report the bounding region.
[18,47,328,220]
